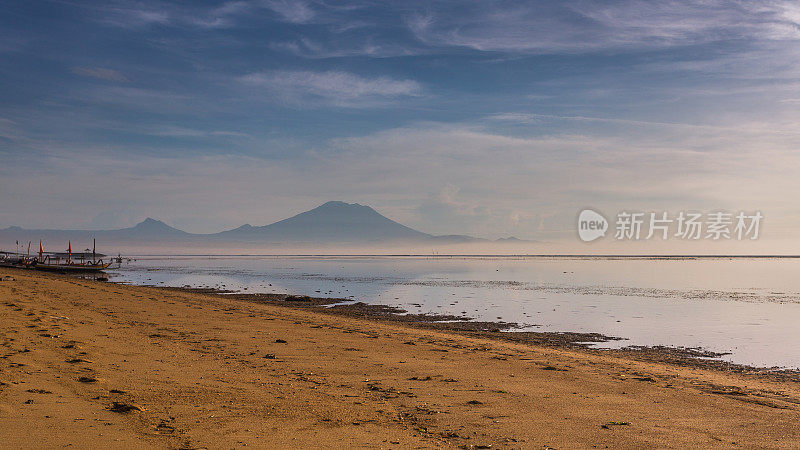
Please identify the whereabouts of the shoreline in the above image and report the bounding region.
[101,255,800,372]
[193,288,800,381]
[3,267,800,447]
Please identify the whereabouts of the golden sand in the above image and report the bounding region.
[2,267,800,448]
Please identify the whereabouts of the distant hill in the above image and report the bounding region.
[0,201,529,249]
[0,217,191,249]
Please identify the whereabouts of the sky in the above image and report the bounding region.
[2,0,800,250]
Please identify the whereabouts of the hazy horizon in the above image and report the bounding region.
[0,200,794,255]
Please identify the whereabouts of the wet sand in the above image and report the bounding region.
[2,268,800,448]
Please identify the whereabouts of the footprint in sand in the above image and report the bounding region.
[26,389,52,394]
[66,358,91,364]
[107,402,141,413]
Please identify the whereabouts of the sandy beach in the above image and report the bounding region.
[2,267,800,448]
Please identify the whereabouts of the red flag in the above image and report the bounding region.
[39,240,43,254]
[68,241,72,254]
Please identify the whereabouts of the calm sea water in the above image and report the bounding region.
[108,256,800,369]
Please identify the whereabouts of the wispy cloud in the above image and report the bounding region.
[262,0,315,24]
[71,67,129,82]
[98,5,170,29]
[185,1,253,28]
[239,70,422,107]
[0,118,21,146]
[269,38,422,59]
[76,86,208,115]
[486,112,800,135]
[407,1,800,53]
[147,126,251,139]
[94,1,253,30]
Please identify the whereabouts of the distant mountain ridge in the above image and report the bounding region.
[0,201,528,246]
[0,217,189,240]
[216,201,430,242]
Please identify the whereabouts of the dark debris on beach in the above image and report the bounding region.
[163,285,800,383]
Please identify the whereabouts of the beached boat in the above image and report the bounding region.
[0,252,26,268]
[33,260,111,272]
[32,240,111,273]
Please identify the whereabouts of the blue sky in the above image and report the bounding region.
[2,0,800,247]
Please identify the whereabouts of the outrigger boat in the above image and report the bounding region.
[0,252,26,268]
[1,240,36,268]
[33,239,111,272]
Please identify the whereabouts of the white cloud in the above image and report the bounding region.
[71,67,129,82]
[147,126,251,138]
[239,70,422,107]
[0,118,21,143]
[486,112,796,134]
[186,1,253,28]
[94,1,254,30]
[407,1,800,54]
[81,86,200,113]
[262,0,315,24]
[99,6,170,29]
[270,38,423,59]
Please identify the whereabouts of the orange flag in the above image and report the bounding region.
[39,240,43,253]
[68,241,72,254]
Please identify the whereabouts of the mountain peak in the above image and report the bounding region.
[135,217,169,228]
[129,218,186,235]
[317,201,367,209]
